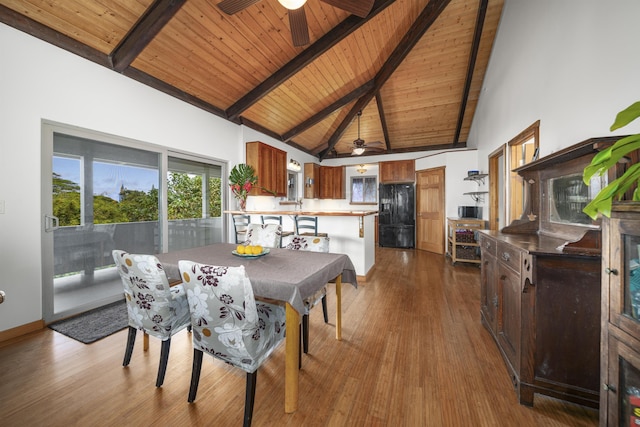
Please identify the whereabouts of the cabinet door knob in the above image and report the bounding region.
[492,295,498,308]
[501,252,510,262]
[605,267,619,276]
[603,383,617,393]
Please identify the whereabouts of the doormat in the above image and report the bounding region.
[49,299,128,344]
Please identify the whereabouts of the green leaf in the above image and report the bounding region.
[611,101,640,131]
[583,134,640,184]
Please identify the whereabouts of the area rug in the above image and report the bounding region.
[49,300,128,344]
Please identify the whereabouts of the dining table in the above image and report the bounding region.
[156,243,358,413]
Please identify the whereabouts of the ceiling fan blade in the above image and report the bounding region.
[321,0,374,18]
[218,0,261,15]
[289,7,309,46]
[366,141,384,146]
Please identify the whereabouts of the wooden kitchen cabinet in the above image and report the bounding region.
[319,165,345,199]
[601,202,640,426]
[246,141,287,197]
[379,159,415,183]
[304,162,320,199]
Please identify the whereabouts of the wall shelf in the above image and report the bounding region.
[463,191,488,202]
[463,173,488,185]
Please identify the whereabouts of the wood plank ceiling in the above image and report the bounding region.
[0,0,504,160]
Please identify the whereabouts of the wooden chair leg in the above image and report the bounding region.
[188,349,203,403]
[321,295,328,323]
[156,339,171,387]
[244,371,258,427]
[302,314,309,354]
[123,326,136,366]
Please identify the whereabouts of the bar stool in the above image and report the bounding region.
[294,216,328,237]
[233,214,250,244]
[261,215,293,247]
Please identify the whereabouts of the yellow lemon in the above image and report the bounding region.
[236,245,245,254]
[252,245,263,255]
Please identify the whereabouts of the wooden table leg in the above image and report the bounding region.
[143,332,149,351]
[285,302,300,413]
[335,274,342,341]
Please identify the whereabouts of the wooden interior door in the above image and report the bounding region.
[416,167,445,254]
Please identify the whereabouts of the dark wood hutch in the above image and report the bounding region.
[479,136,622,409]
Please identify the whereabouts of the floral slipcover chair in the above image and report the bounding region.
[178,261,286,427]
[286,235,331,356]
[112,250,190,387]
[244,223,282,248]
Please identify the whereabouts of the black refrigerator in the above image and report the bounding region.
[378,183,415,248]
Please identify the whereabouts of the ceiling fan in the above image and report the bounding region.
[352,111,384,156]
[217,0,375,46]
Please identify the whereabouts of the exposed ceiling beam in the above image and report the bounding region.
[318,0,452,160]
[282,80,375,142]
[0,4,110,68]
[110,0,187,72]
[225,0,397,122]
[375,92,392,152]
[453,0,487,146]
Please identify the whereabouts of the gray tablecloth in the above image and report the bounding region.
[156,243,357,315]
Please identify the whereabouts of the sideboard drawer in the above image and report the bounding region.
[479,234,497,257]
[497,242,521,272]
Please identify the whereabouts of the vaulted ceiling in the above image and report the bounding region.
[0,0,504,160]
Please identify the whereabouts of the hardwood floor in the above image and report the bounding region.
[0,247,598,426]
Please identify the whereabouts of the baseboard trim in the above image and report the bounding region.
[0,320,44,343]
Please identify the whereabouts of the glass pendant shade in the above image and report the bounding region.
[278,0,307,9]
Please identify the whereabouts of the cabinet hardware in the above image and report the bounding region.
[501,252,510,262]
[492,295,498,308]
[604,267,618,276]
[603,383,616,393]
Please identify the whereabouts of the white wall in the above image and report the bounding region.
[469,0,640,172]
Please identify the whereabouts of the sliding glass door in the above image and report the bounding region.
[42,123,225,323]
[167,156,223,251]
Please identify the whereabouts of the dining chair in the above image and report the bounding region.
[294,216,328,237]
[112,250,191,387]
[178,261,286,427]
[245,223,282,248]
[261,215,293,247]
[233,214,251,244]
[286,235,331,360]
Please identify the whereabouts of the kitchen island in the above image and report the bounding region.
[226,210,377,279]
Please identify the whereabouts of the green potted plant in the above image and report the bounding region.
[229,163,258,211]
[583,101,640,219]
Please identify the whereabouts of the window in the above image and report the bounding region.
[508,120,539,222]
[351,176,377,204]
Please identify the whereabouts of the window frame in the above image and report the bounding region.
[508,120,540,223]
[350,175,378,205]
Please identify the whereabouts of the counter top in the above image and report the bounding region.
[225,210,378,217]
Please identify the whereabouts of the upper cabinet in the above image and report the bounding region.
[303,163,345,199]
[319,165,345,199]
[379,159,415,183]
[245,141,287,197]
[304,162,320,199]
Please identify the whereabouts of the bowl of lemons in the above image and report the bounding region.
[232,244,269,258]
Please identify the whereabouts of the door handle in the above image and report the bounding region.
[44,214,59,232]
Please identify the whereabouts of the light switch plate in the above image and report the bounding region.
[0,200,4,214]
